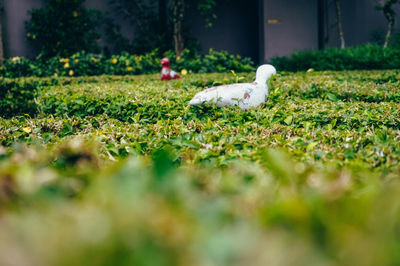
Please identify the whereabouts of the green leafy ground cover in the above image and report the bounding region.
[1,69,400,265]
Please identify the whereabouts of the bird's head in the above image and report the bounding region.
[255,64,277,85]
[161,57,170,67]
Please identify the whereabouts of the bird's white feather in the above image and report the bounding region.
[189,64,276,110]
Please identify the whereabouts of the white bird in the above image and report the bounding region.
[189,64,276,110]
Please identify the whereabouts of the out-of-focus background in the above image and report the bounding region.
[1,0,400,61]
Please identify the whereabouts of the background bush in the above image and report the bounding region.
[0,78,43,117]
[271,44,400,72]
[25,0,103,57]
[0,49,255,78]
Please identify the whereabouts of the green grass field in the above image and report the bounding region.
[1,69,400,266]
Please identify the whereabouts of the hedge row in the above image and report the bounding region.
[271,44,400,71]
[0,49,255,78]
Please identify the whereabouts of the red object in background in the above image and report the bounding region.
[161,58,181,81]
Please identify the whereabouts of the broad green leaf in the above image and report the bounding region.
[284,115,293,125]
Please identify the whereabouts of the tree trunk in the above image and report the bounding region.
[172,0,184,59]
[0,0,4,63]
[384,17,394,48]
[334,0,345,49]
[382,2,396,49]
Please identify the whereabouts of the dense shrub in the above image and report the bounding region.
[0,49,254,78]
[0,78,43,117]
[271,44,400,71]
[25,0,103,57]
[163,49,255,73]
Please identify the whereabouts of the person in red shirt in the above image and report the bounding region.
[161,58,181,80]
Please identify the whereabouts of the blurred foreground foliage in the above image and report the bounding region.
[0,69,400,265]
[1,139,400,266]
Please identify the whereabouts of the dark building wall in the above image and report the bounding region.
[262,0,319,62]
[325,0,400,47]
[261,0,400,62]
[4,0,44,57]
[85,0,136,43]
[4,0,400,61]
[4,0,260,61]
[186,0,259,63]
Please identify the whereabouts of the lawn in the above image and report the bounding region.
[1,69,400,266]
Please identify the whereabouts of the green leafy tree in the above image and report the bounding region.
[25,0,103,57]
[108,0,216,57]
[376,0,399,48]
[172,0,216,57]
[107,0,169,54]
